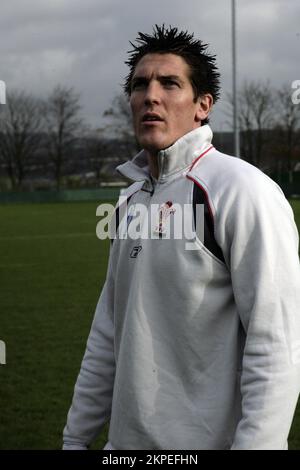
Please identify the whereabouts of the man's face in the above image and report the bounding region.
[129,53,211,153]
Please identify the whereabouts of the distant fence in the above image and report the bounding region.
[280,184,300,198]
[269,172,300,197]
[0,188,123,204]
[0,181,299,204]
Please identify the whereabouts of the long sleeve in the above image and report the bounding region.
[217,172,300,449]
[63,267,116,449]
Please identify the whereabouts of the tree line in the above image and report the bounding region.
[0,86,138,191]
[0,86,87,190]
[0,81,299,191]
[227,81,300,183]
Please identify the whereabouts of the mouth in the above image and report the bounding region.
[141,113,164,124]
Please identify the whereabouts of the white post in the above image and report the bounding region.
[232,0,240,158]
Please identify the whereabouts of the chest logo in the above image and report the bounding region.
[153,201,176,236]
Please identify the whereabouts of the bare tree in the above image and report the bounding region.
[0,90,43,189]
[227,81,275,167]
[248,81,274,167]
[44,86,82,189]
[103,93,140,156]
[86,130,111,184]
[274,84,300,182]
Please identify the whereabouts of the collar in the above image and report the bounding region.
[116,125,213,183]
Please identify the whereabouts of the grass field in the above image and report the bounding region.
[0,199,300,449]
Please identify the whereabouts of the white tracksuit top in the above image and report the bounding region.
[63,125,300,450]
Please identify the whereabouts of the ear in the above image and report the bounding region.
[195,94,213,123]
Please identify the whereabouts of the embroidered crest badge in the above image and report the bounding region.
[153,201,176,236]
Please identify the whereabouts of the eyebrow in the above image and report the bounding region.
[131,74,184,86]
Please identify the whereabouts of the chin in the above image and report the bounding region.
[139,136,171,153]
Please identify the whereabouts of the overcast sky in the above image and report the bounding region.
[0,0,299,133]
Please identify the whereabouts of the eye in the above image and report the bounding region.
[162,79,179,89]
[131,79,147,91]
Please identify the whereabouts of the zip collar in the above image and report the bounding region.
[116,125,213,183]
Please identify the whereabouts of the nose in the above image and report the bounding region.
[144,80,161,106]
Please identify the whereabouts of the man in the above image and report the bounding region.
[63,25,300,450]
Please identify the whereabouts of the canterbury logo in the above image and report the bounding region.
[130,246,142,258]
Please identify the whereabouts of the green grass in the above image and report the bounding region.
[0,201,111,449]
[0,199,300,449]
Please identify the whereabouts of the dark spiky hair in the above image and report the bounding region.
[123,25,220,124]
